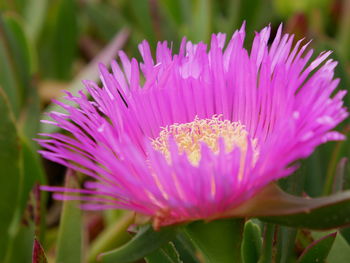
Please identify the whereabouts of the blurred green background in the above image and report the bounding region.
[0,0,349,262]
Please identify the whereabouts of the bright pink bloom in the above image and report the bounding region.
[38,24,348,227]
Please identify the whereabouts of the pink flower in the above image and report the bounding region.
[38,23,348,228]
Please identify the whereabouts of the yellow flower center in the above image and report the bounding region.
[152,115,258,167]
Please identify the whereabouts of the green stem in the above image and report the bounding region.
[88,212,134,263]
[183,218,245,263]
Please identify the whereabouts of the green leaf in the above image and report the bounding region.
[0,13,41,144]
[8,225,36,263]
[332,158,348,193]
[237,0,269,37]
[258,224,275,263]
[222,184,350,229]
[298,232,336,263]
[312,231,350,263]
[304,149,325,197]
[39,0,78,80]
[24,0,48,43]
[341,226,350,245]
[32,238,48,263]
[50,0,77,79]
[6,185,43,263]
[40,28,130,134]
[337,0,350,61]
[85,2,125,42]
[0,15,22,116]
[0,17,44,263]
[55,170,83,263]
[158,0,184,26]
[184,218,245,263]
[276,227,297,263]
[3,150,44,263]
[213,0,241,34]
[172,234,200,263]
[276,171,301,263]
[145,242,183,263]
[241,220,262,263]
[0,88,21,262]
[0,13,40,141]
[128,0,156,45]
[99,225,177,263]
[19,84,41,144]
[1,14,32,86]
[326,232,350,262]
[19,139,46,214]
[322,141,346,196]
[273,0,331,17]
[189,0,212,42]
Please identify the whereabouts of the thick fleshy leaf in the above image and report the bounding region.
[298,232,336,263]
[341,226,350,245]
[32,238,48,263]
[276,171,302,262]
[184,219,245,263]
[0,15,22,116]
[313,231,350,262]
[9,226,36,263]
[241,221,262,263]
[7,185,43,263]
[99,225,177,263]
[172,234,200,263]
[18,184,42,236]
[145,242,183,263]
[303,149,325,197]
[41,27,129,134]
[326,233,350,262]
[223,184,350,229]
[276,226,297,263]
[55,170,83,263]
[0,16,45,260]
[19,140,46,214]
[0,13,42,145]
[39,0,78,79]
[20,85,41,146]
[332,158,348,194]
[0,89,21,261]
[258,224,275,263]
[1,14,32,87]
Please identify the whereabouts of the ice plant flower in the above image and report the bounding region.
[38,23,348,228]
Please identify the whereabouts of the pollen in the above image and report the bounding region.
[152,115,258,167]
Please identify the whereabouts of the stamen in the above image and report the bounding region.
[152,115,259,168]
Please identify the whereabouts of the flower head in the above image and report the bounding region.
[39,23,348,228]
